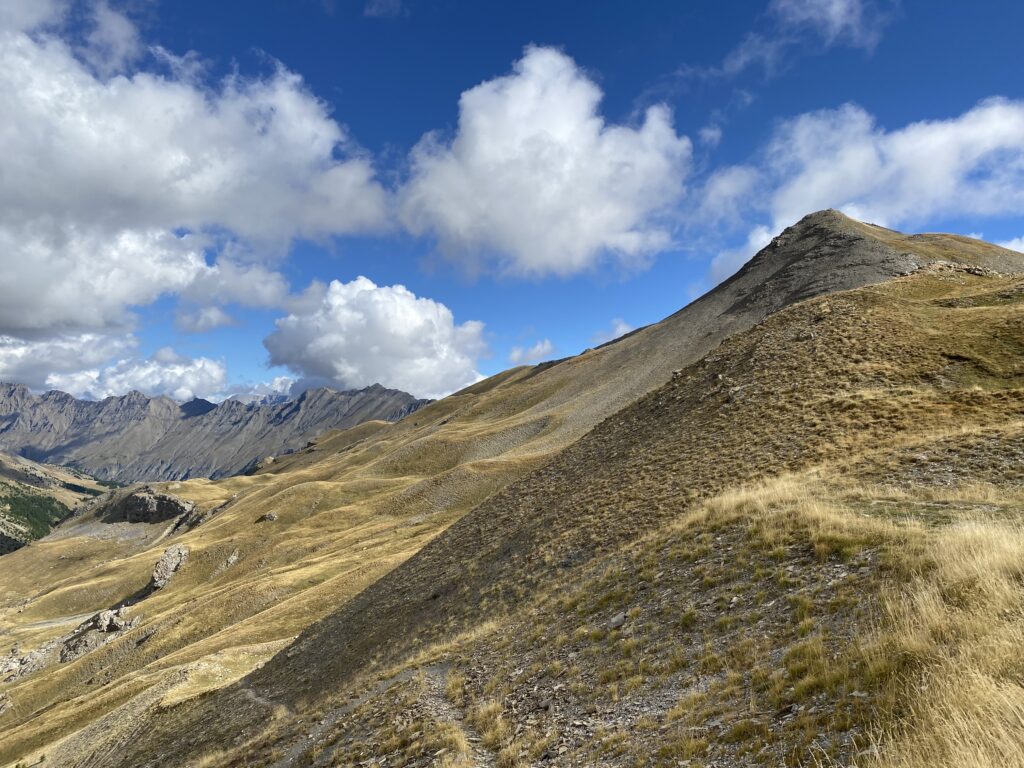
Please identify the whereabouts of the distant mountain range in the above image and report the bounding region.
[0,383,430,483]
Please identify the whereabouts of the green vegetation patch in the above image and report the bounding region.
[0,486,71,539]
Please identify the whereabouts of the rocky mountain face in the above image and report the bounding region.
[0,383,430,483]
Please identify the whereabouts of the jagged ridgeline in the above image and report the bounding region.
[2,211,1024,767]
[0,383,431,483]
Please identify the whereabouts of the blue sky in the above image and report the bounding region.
[1,0,1023,401]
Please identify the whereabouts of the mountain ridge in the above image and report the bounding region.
[3,211,1024,767]
[0,383,431,483]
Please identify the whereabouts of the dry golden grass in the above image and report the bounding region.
[859,520,1024,768]
[4,226,1024,767]
[688,475,1024,768]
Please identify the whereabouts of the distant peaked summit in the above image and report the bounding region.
[0,383,430,482]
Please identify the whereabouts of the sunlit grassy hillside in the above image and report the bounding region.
[2,212,1023,767]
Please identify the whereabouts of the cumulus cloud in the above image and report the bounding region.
[399,45,692,277]
[182,260,292,310]
[591,318,635,345]
[999,237,1024,253]
[0,0,66,33]
[0,225,204,336]
[264,277,486,399]
[508,339,555,365]
[0,8,387,338]
[0,22,387,251]
[0,1,390,390]
[0,333,136,391]
[765,98,1024,230]
[46,348,227,401]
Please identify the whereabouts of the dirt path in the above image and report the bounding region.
[268,662,496,768]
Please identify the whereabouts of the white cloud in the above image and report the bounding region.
[765,98,1024,230]
[0,225,204,336]
[770,0,887,49]
[0,333,136,391]
[264,276,487,399]
[591,318,634,346]
[177,307,236,333]
[709,225,773,283]
[710,0,890,79]
[999,237,1024,253]
[0,0,66,33]
[0,2,394,395]
[697,165,761,225]
[182,260,292,309]
[509,339,555,365]
[0,12,388,341]
[698,123,723,147]
[399,45,692,277]
[46,349,227,401]
[80,1,141,76]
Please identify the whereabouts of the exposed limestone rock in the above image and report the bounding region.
[103,487,196,524]
[1,643,52,682]
[150,544,189,589]
[60,607,142,663]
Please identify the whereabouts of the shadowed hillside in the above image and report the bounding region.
[1,211,1022,767]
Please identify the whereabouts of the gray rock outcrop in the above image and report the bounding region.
[60,606,142,663]
[150,544,189,590]
[103,488,196,524]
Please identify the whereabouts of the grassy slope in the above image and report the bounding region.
[1,216,1022,766]
[188,266,1024,767]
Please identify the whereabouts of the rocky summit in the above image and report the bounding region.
[4,212,1024,768]
[0,383,430,484]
